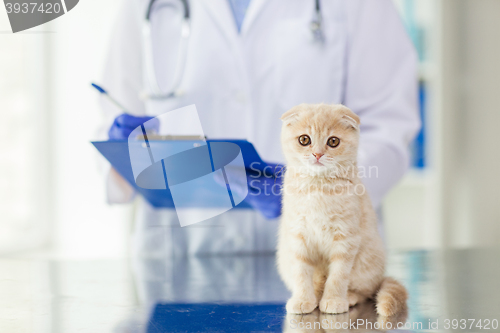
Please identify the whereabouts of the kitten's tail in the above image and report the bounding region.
[375,277,408,317]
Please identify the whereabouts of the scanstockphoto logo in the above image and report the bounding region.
[3,0,79,33]
[128,105,249,227]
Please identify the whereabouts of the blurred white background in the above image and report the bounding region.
[1,0,499,258]
[0,0,131,258]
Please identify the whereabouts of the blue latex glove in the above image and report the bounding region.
[245,163,285,219]
[108,113,159,140]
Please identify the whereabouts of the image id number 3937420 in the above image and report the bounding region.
[444,319,498,330]
[4,2,62,14]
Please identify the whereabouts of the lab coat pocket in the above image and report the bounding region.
[273,17,346,111]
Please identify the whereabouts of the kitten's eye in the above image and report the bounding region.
[327,136,340,148]
[298,135,311,146]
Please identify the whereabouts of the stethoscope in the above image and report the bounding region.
[141,0,324,100]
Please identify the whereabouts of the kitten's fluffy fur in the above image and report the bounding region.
[277,104,407,315]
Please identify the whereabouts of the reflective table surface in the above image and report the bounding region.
[1,249,499,332]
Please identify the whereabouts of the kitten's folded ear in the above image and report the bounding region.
[281,108,301,126]
[281,113,298,126]
[281,104,311,125]
[340,112,360,131]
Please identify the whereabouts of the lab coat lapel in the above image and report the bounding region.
[197,0,239,44]
[240,0,271,36]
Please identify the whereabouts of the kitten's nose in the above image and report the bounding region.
[313,153,324,160]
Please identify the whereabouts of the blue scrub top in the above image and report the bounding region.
[227,0,252,32]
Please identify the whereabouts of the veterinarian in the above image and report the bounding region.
[100,0,420,258]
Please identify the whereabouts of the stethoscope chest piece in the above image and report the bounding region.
[311,0,324,43]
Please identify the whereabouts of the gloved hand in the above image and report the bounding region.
[108,113,159,140]
[244,163,285,219]
[213,162,284,219]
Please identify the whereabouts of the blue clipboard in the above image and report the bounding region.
[92,139,268,209]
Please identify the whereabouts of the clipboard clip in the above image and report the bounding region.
[136,134,207,141]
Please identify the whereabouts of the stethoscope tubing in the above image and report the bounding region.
[141,0,322,101]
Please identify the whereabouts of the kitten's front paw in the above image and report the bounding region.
[286,297,317,314]
[319,297,349,314]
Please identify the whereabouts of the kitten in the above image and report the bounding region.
[277,104,407,315]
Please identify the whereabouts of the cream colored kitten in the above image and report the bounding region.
[277,104,407,315]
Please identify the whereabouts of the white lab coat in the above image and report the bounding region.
[100,0,419,257]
